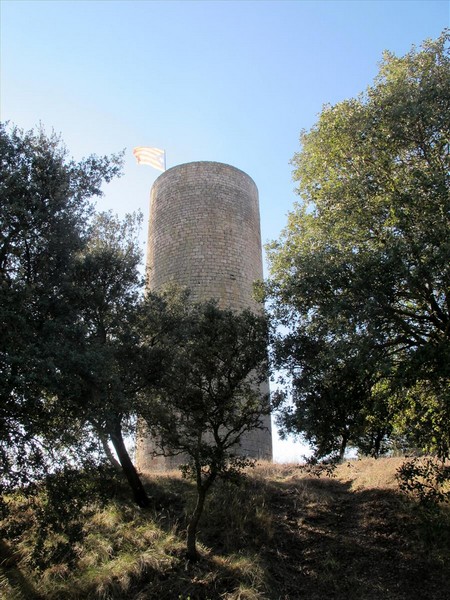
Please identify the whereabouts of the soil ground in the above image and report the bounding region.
[260,466,449,600]
[1,458,449,599]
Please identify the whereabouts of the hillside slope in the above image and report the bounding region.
[1,458,449,599]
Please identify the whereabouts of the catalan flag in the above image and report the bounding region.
[133,147,166,171]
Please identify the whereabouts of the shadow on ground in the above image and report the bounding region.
[2,468,450,599]
[251,476,449,600]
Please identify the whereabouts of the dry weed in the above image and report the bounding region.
[335,457,405,490]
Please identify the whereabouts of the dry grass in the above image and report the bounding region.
[334,456,406,490]
[1,457,449,600]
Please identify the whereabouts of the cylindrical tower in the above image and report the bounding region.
[136,161,272,470]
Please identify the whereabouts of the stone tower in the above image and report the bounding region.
[136,161,272,470]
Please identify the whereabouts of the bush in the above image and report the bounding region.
[396,458,450,507]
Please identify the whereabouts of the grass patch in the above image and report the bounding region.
[1,458,450,599]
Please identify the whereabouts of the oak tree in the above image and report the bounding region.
[264,31,450,459]
[143,301,271,559]
[0,123,123,487]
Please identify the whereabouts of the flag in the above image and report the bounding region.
[133,147,166,171]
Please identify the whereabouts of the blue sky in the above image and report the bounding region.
[1,0,448,461]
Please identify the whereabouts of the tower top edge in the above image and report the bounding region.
[153,161,257,189]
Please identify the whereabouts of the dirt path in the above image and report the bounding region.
[261,475,449,600]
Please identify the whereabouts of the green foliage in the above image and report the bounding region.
[145,301,271,469]
[264,31,450,460]
[0,122,125,491]
[0,123,164,510]
[397,457,450,507]
[1,121,273,519]
[143,300,271,558]
[392,379,450,458]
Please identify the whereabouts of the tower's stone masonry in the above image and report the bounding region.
[146,162,263,312]
[136,161,272,471]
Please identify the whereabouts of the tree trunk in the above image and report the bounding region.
[373,430,383,458]
[99,431,123,473]
[186,486,207,561]
[186,468,217,561]
[109,419,151,508]
[338,434,348,462]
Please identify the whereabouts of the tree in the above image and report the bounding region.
[263,31,450,458]
[142,301,271,560]
[53,210,154,507]
[0,122,123,488]
[277,331,392,460]
[57,215,193,507]
[1,123,210,510]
